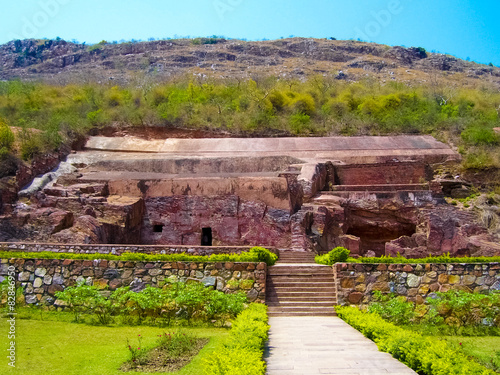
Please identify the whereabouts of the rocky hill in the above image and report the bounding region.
[1,38,499,86]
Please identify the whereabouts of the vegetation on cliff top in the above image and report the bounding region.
[0,73,499,177]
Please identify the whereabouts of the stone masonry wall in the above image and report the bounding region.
[0,258,267,306]
[335,262,500,305]
[0,242,276,256]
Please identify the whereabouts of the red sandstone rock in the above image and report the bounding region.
[49,211,74,234]
[348,292,364,304]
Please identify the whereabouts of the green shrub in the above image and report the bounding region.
[289,113,311,134]
[54,281,249,326]
[461,126,500,146]
[0,119,14,150]
[462,149,497,170]
[55,281,106,323]
[203,303,268,375]
[0,247,277,265]
[336,306,496,375]
[248,246,278,265]
[345,253,500,264]
[368,291,416,325]
[315,247,350,265]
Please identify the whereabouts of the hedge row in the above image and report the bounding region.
[0,246,278,266]
[203,303,269,375]
[336,306,495,375]
[350,254,500,264]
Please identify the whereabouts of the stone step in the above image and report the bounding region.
[269,269,332,274]
[268,268,333,275]
[329,183,429,192]
[267,277,334,283]
[266,297,337,306]
[267,306,336,313]
[278,254,316,259]
[267,301,335,307]
[266,291,337,298]
[268,280,336,287]
[267,311,336,317]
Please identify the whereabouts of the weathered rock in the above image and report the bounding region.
[49,210,74,234]
[33,278,43,288]
[25,294,38,304]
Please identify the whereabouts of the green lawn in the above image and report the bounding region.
[0,318,227,375]
[442,336,500,373]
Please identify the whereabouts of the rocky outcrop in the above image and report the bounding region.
[385,206,499,257]
[2,38,498,84]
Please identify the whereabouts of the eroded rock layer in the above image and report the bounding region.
[1,135,498,258]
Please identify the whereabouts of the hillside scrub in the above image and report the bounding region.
[0,76,499,173]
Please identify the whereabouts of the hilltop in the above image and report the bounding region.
[1,37,499,87]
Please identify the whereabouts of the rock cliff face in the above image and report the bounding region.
[142,196,291,248]
[0,134,498,258]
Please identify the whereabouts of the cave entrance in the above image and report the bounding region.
[201,227,212,246]
[345,209,417,256]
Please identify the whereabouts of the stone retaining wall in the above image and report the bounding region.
[0,258,266,306]
[335,262,500,305]
[0,242,276,256]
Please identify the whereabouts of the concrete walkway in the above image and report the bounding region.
[265,316,417,375]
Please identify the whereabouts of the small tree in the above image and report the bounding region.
[0,118,14,152]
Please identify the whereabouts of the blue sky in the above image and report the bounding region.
[1,0,499,66]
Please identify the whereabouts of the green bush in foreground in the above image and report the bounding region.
[367,290,500,334]
[336,306,495,375]
[203,303,268,375]
[0,246,278,266]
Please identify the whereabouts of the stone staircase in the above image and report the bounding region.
[266,250,337,317]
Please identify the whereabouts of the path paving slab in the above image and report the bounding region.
[265,316,417,375]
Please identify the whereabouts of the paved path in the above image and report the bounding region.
[265,316,417,375]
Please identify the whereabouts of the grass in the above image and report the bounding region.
[0,317,227,375]
[442,336,500,373]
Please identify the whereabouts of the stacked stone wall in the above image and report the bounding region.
[335,262,500,305]
[0,258,266,306]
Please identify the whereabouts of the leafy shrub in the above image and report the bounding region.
[461,126,500,146]
[462,149,497,170]
[289,113,311,134]
[0,246,278,265]
[315,247,350,265]
[365,290,500,335]
[0,119,14,150]
[426,290,500,330]
[203,303,268,375]
[55,281,108,323]
[56,281,248,326]
[336,306,496,375]
[368,291,416,325]
[248,246,278,265]
[345,253,500,264]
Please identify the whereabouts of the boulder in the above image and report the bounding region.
[49,210,74,234]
